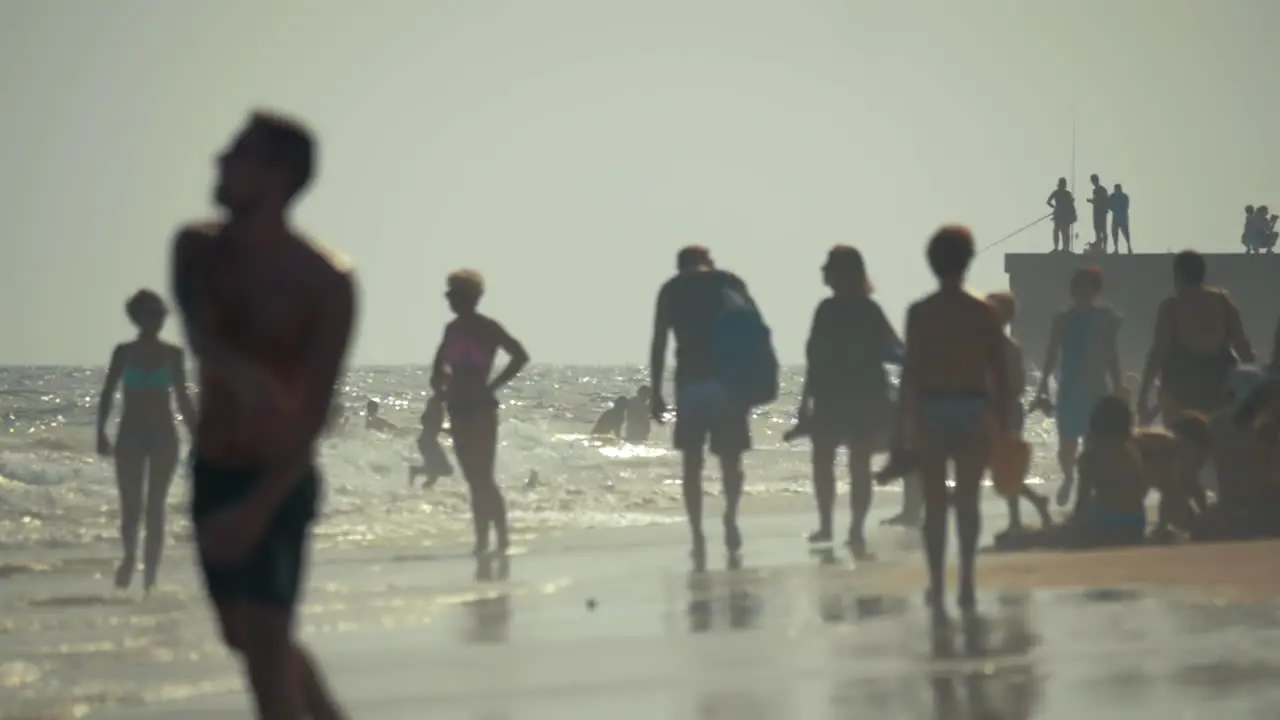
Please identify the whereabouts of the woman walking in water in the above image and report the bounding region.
[1033,267,1122,507]
[96,290,196,591]
[430,270,529,554]
[797,246,901,556]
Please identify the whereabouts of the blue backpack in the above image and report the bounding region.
[712,278,779,408]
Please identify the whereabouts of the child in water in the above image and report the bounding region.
[409,394,454,488]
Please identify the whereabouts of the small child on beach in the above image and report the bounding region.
[409,394,454,488]
[987,292,1053,539]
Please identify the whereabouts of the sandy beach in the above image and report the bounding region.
[2,493,1279,719]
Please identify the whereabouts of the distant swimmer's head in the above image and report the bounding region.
[1069,266,1103,303]
[125,289,167,336]
[446,269,485,314]
[985,291,1016,327]
[1089,394,1133,440]
[1090,173,1100,185]
[925,225,974,282]
[216,111,316,212]
[676,245,714,273]
[822,245,873,295]
[1172,250,1206,290]
[1057,177,1068,190]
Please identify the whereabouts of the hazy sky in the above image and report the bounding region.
[3,0,1277,365]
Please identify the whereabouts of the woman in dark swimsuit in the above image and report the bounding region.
[96,290,197,591]
[429,270,529,554]
[797,246,901,556]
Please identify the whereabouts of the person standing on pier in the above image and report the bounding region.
[1110,184,1132,254]
[1086,174,1110,252]
[1046,178,1076,253]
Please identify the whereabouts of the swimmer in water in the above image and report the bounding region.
[364,399,399,433]
[1138,251,1254,426]
[590,396,628,438]
[96,290,197,592]
[171,111,352,719]
[624,385,652,443]
[409,393,453,488]
[901,226,1012,611]
[1034,267,1122,508]
[429,269,529,555]
[797,245,899,555]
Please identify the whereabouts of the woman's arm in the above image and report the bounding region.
[488,321,529,392]
[170,346,198,436]
[97,346,124,437]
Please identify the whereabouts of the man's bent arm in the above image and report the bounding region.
[1139,300,1172,405]
[170,228,271,388]
[256,271,358,511]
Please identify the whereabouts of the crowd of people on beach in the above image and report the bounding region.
[80,111,1280,718]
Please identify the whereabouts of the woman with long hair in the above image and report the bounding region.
[96,290,196,591]
[429,270,529,554]
[797,246,901,556]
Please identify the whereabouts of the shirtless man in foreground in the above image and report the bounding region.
[172,112,354,720]
[900,226,1011,611]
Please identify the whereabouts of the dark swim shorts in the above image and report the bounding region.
[191,458,318,610]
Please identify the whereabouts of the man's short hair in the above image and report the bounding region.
[250,111,315,196]
[677,245,713,272]
[1071,266,1103,296]
[926,225,974,279]
[1173,250,1206,285]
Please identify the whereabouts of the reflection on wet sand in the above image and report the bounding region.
[925,598,1043,720]
[685,562,763,634]
[461,554,511,645]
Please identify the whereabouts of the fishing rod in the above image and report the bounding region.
[977,212,1054,255]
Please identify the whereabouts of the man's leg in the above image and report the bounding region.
[711,411,750,556]
[681,451,706,562]
[717,451,745,555]
[1056,435,1080,507]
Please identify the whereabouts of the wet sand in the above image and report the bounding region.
[5,498,1280,719]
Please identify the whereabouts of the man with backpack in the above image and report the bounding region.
[649,246,778,567]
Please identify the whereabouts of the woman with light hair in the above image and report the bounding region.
[429,270,529,554]
[96,289,197,591]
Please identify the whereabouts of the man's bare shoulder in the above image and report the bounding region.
[292,233,356,290]
[172,220,223,256]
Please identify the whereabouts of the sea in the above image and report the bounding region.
[0,364,1060,557]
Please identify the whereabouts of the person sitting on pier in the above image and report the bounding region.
[1086,174,1110,252]
[1138,251,1255,425]
[1250,206,1279,253]
[1046,178,1076,253]
[1242,205,1258,252]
